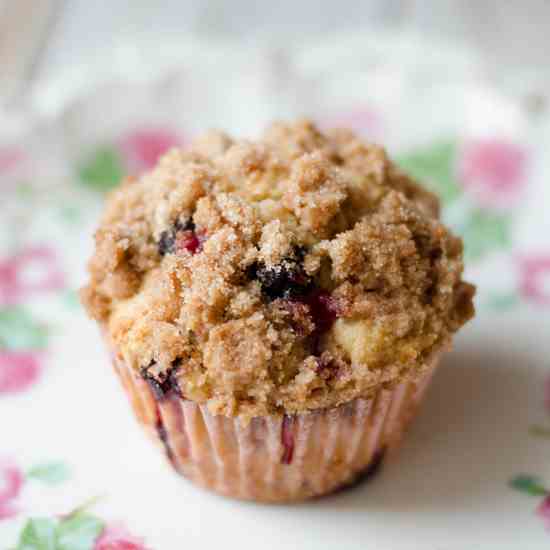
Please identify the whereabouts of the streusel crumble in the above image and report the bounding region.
[82,120,474,421]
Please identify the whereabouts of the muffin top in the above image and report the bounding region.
[81,120,474,419]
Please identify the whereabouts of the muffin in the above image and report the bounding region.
[81,120,475,502]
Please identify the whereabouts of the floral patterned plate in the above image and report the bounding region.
[1,32,549,549]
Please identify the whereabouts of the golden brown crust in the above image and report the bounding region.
[82,119,475,420]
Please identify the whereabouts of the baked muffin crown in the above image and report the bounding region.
[81,119,475,419]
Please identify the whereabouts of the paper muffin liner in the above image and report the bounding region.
[113,354,438,503]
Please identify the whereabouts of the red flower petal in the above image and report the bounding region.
[518,255,550,307]
[460,139,527,208]
[0,351,42,394]
[0,502,18,520]
[0,458,24,520]
[0,246,65,306]
[0,147,24,175]
[537,495,550,530]
[120,128,183,172]
[322,107,383,140]
[95,524,149,550]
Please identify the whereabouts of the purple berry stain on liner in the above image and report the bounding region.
[281,414,296,464]
[140,360,183,400]
[140,360,182,468]
[155,411,178,470]
[140,367,168,400]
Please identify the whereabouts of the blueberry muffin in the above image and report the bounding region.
[81,120,475,502]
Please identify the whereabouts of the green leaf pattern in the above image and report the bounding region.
[27,462,70,485]
[510,475,549,497]
[56,514,104,550]
[0,307,48,350]
[78,147,124,192]
[396,141,461,205]
[15,514,104,550]
[459,209,511,262]
[16,518,57,550]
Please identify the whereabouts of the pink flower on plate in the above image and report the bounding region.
[518,254,550,307]
[95,524,149,550]
[322,107,383,140]
[537,495,550,530]
[0,245,65,306]
[459,139,527,208]
[0,458,24,520]
[545,375,550,415]
[0,147,24,176]
[0,351,43,394]
[119,128,183,172]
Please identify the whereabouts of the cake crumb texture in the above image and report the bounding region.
[82,120,475,419]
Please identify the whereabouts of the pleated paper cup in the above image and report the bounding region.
[113,353,438,503]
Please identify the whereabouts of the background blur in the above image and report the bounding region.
[1,0,550,107]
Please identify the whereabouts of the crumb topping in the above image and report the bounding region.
[82,119,475,420]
